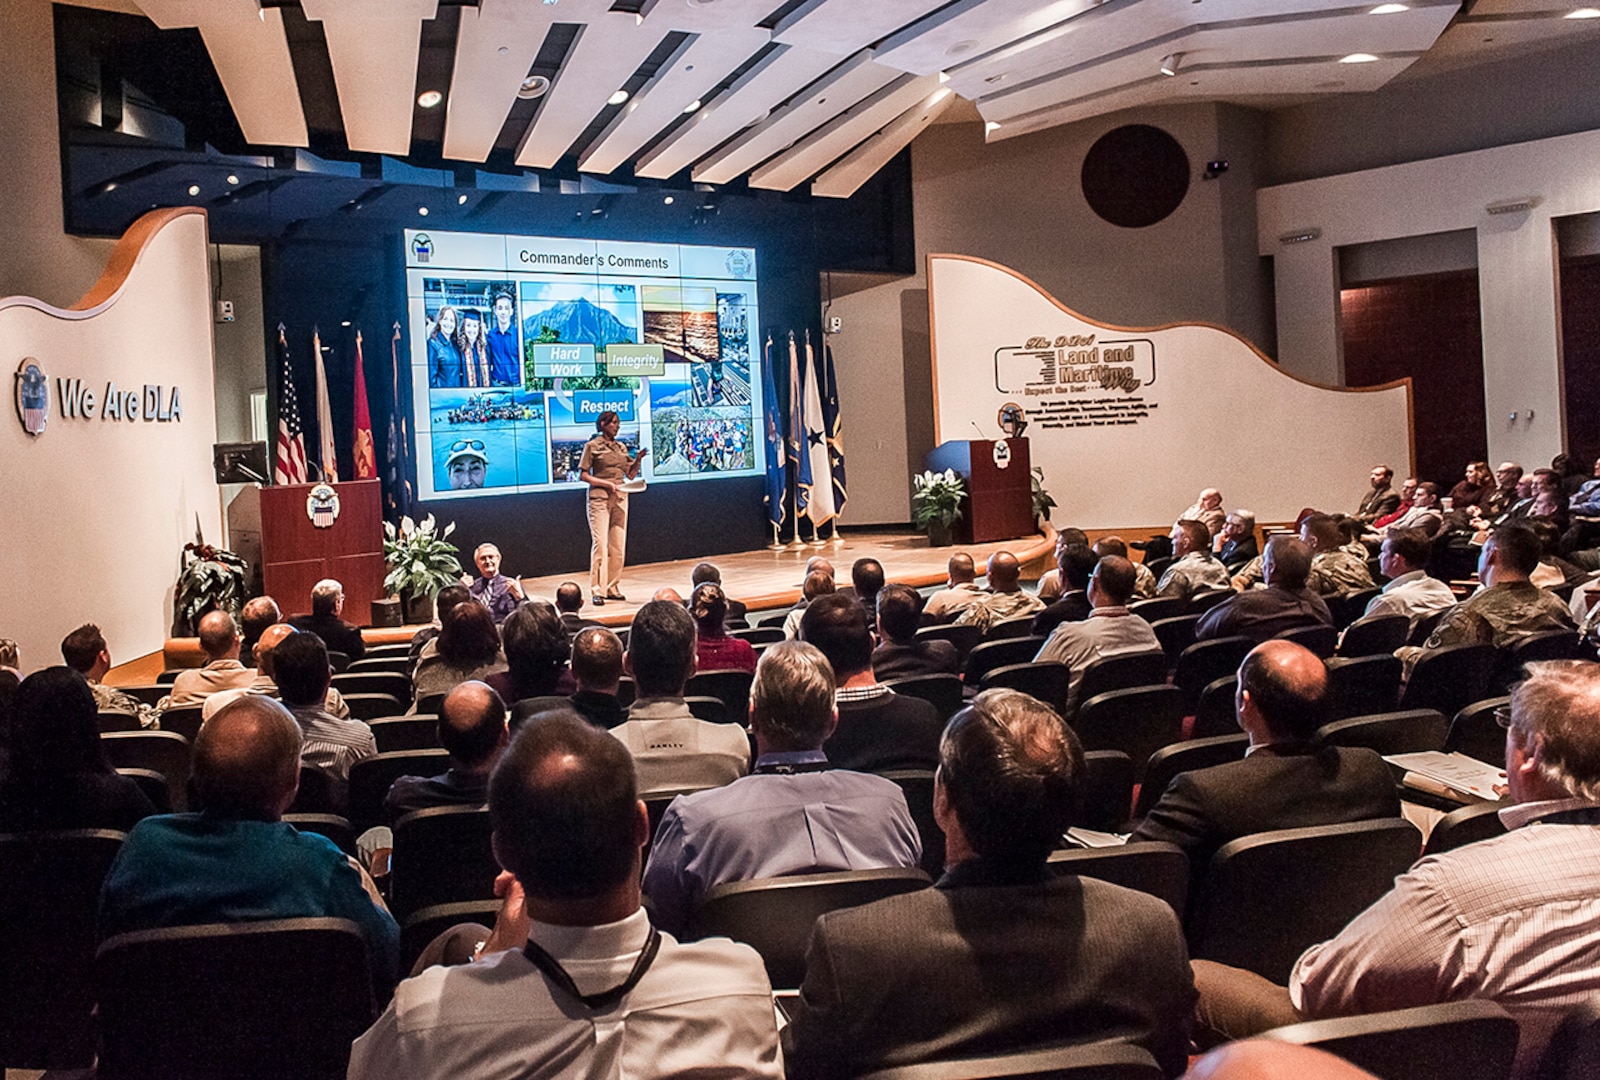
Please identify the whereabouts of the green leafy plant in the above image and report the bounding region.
[1031,466,1057,523]
[912,468,967,532]
[383,514,464,609]
[175,543,249,635]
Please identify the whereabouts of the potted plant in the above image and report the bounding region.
[174,542,250,635]
[1031,466,1057,527]
[383,514,465,624]
[912,468,967,547]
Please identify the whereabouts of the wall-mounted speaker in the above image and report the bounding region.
[1081,124,1191,229]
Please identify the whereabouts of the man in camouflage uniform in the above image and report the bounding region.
[1157,520,1232,601]
[1400,524,1576,681]
[1301,513,1376,599]
[60,623,158,728]
[955,551,1045,633]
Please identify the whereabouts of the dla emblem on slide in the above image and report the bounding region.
[14,358,48,436]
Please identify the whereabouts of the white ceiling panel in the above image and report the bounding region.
[771,0,953,55]
[579,26,770,176]
[749,72,940,191]
[633,44,846,179]
[874,0,1123,76]
[812,85,958,198]
[442,1,567,162]
[302,0,438,155]
[692,51,901,184]
[514,8,675,169]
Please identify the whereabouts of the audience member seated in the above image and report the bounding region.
[162,610,254,711]
[691,583,757,675]
[238,596,280,667]
[60,622,156,728]
[1355,464,1400,524]
[560,628,627,730]
[0,666,156,832]
[274,630,377,794]
[203,623,352,720]
[407,585,472,677]
[1301,513,1376,598]
[347,713,781,1078]
[1193,660,1600,1080]
[1216,509,1259,570]
[1447,460,1494,511]
[783,570,836,639]
[484,602,572,704]
[98,695,399,985]
[653,587,684,604]
[0,635,18,675]
[782,688,1196,1079]
[1375,480,1443,539]
[848,557,886,611]
[955,551,1045,633]
[1400,524,1576,679]
[1035,555,1161,715]
[1036,528,1090,602]
[1528,518,1587,588]
[804,593,942,772]
[1159,520,1233,601]
[1359,528,1455,634]
[1032,543,1096,637]
[690,562,748,626]
[1198,538,1332,644]
[289,578,366,661]
[1129,640,1397,880]
[610,601,750,795]
[872,584,960,681]
[413,602,508,707]
[463,542,525,624]
[554,581,589,635]
[1181,487,1228,539]
[1370,477,1418,531]
[642,641,921,936]
[1095,535,1159,599]
[385,681,507,822]
[923,553,987,621]
[1482,461,1524,519]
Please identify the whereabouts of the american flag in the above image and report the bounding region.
[274,327,308,485]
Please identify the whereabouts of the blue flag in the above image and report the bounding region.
[761,334,786,531]
[790,332,813,517]
[821,341,847,518]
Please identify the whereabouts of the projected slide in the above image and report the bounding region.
[404,229,762,501]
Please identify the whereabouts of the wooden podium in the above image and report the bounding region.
[259,480,384,625]
[926,439,1035,544]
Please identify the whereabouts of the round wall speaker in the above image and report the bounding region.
[1081,124,1191,229]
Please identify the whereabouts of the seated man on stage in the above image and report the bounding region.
[463,543,525,624]
[289,579,366,661]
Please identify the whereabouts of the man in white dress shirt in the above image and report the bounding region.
[1034,556,1161,716]
[1359,528,1456,634]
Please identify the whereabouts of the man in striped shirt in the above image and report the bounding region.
[273,630,376,795]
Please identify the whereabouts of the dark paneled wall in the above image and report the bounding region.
[1341,271,1487,486]
[1560,255,1600,464]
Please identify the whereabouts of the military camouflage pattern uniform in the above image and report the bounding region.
[1132,561,1159,600]
[1401,582,1577,680]
[954,590,1046,634]
[90,680,159,729]
[1310,550,1376,598]
[1157,552,1232,601]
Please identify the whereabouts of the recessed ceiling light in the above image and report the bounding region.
[518,75,551,100]
[1369,3,1408,12]
[607,89,630,106]
[187,184,200,196]
[458,194,468,205]
[341,320,351,327]
[683,98,702,114]
[418,206,429,216]
[663,195,675,204]
[498,46,509,55]
[417,90,444,108]
[947,39,977,57]
[1567,7,1600,16]
[1340,53,1379,63]
[226,174,239,185]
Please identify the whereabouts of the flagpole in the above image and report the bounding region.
[785,329,807,551]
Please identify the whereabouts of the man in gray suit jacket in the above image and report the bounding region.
[782,688,1197,1078]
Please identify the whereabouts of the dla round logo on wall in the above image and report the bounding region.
[725,250,752,279]
[14,358,48,436]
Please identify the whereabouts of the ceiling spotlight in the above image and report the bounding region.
[457,193,468,205]
[518,75,551,100]
[187,184,200,196]
[1369,2,1408,11]
[226,174,239,185]
[683,98,702,114]
[1159,53,1181,76]
[1340,53,1379,63]
[418,206,429,216]
[1566,7,1600,16]
[103,181,117,192]
[663,195,675,204]
[607,89,630,106]
[341,320,351,327]
[417,90,444,108]
[984,121,1001,134]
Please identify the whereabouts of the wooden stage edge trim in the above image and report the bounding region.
[127,524,1192,678]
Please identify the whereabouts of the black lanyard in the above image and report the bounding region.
[523,927,661,1011]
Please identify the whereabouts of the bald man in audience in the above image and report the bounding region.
[1095,536,1158,599]
[202,623,351,720]
[1158,520,1232,601]
[1181,488,1227,539]
[162,611,255,711]
[512,627,628,731]
[955,552,1044,633]
[1196,537,1333,643]
[1130,640,1397,889]
[1301,513,1375,598]
[553,582,588,635]
[290,578,365,660]
[923,553,986,620]
[99,695,399,985]
[385,680,507,821]
[239,596,280,666]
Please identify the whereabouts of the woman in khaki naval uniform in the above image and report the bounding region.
[578,410,647,604]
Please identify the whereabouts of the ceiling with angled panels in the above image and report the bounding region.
[66,0,1600,201]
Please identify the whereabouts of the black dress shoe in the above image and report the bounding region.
[606,592,627,602]
[592,594,606,606]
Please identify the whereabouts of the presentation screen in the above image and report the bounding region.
[403,228,763,501]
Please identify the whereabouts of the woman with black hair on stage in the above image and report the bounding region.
[578,410,647,605]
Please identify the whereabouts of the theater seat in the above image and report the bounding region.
[1259,999,1517,1080]
[1338,614,1409,658]
[1079,751,1135,834]
[1445,696,1512,765]
[100,730,191,812]
[964,637,1047,685]
[1074,652,1168,718]
[95,917,377,1079]
[1422,802,1508,856]
[881,675,964,721]
[1192,676,1241,740]
[979,662,1071,714]
[1314,708,1447,757]
[347,750,450,834]
[1400,643,1495,718]
[330,672,411,704]
[854,1041,1165,1080]
[388,805,498,922]
[369,716,441,753]
[1073,686,1184,784]
[1047,843,1189,917]
[1134,735,1249,821]
[1324,655,1403,720]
